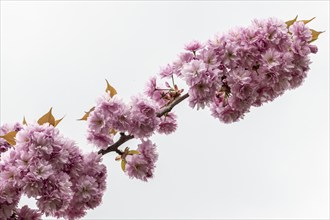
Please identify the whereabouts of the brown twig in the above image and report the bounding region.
[98,133,134,155]
[156,93,189,117]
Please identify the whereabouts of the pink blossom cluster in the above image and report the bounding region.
[0,123,107,220]
[154,18,317,123]
[125,139,158,181]
[144,77,178,134]
[87,94,168,181]
[87,94,177,149]
[86,93,178,180]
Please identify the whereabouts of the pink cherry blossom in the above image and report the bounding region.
[159,64,174,78]
[17,205,42,220]
[125,139,158,181]
[128,96,160,138]
[157,112,178,135]
[184,40,203,52]
[0,123,107,220]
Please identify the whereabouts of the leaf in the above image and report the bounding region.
[121,159,127,172]
[109,128,117,135]
[128,150,140,155]
[37,108,56,126]
[22,117,27,125]
[299,17,315,25]
[105,79,117,98]
[285,15,298,27]
[0,131,18,146]
[78,107,95,121]
[54,116,65,127]
[309,29,324,43]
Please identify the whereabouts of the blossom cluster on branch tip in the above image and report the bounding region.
[156,18,319,123]
[0,123,107,220]
[125,139,158,181]
[0,16,321,219]
[87,92,179,149]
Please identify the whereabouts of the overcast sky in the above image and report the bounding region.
[1,1,329,219]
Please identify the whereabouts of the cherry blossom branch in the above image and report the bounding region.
[98,92,189,156]
[98,133,134,155]
[156,93,189,117]
[0,17,322,220]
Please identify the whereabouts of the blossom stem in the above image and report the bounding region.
[99,92,190,156]
[156,92,189,117]
[98,133,134,155]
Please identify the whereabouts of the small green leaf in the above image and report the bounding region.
[37,108,56,126]
[128,150,140,155]
[285,15,298,27]
[105,79,117,98]
[121,159,127,172]
[78,107,95,121]
[0,131,18,146]
[309,29,324,42]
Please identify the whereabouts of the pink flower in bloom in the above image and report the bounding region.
[125,155,150,181]
[159,64,174,78]
[181,60,221,109]
[64,152,107,218]
[17,205,42,220]
[0,184,21,219]
[144,76,169,107]
[128,96,160,138]
[87,130,114,150]
[187,71,220,109]
[222,43,239,67]
[87,98,116,149]
[125,139,158,181]
[179,52,195,63]
[261,48,281,68]
[0,123,107,220]
[138,139,158,164]
[145,76,158,98]
[87,95,134,149]
[210,100,242,123]
[105,97,132,132]
[29,160,54,180]
[75,176,98,201]
[184,40,203,52]
[198,49,218,67]
[181,60,207,86]
[289,21,312,42]
[158,17,317,123]
[88,111,107,133]
[157,112,177,135]
[172,52,194,77]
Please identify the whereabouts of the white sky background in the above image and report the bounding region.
[0,1,329,219]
